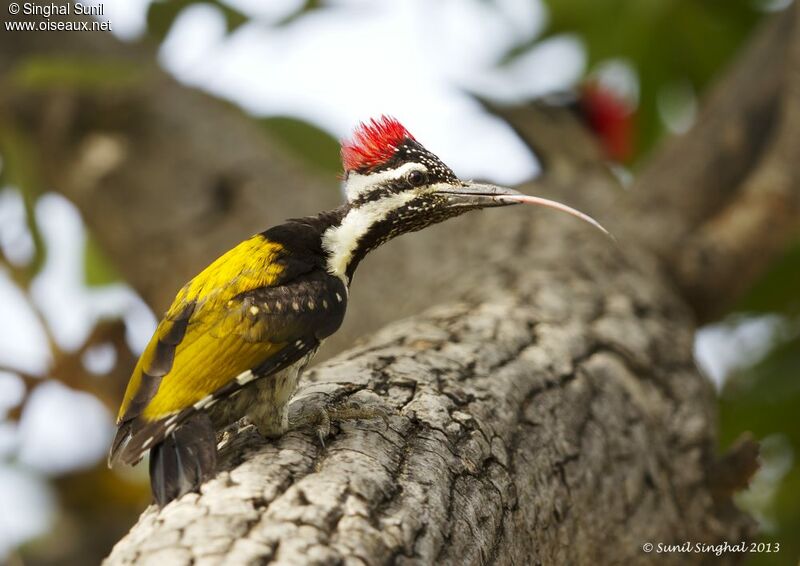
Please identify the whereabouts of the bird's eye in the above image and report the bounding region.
[407,170,427,187]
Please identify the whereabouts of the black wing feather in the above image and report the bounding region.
[149,411,217,506]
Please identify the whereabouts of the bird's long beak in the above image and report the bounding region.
[436,182,613,238]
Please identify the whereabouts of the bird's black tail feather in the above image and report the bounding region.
[149,412,217,507]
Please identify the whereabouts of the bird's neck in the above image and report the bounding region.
[322,192,418,284]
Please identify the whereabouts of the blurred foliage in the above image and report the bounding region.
[2,53,147,284]
[720,334,800,565]
[146,1,342,175]
[737,240,800,315]
[147,0,248,39]
[719,240,800,565]
[10,56,145,91]
[0,53,138,563]
[14,463,149,566]
[274,0,328,27]
[146,0,327,38]
[83,236,121,287]
[535,0,764,161]
[0,125,45,277]
[259,116,342,176]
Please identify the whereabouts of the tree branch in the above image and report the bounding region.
[106,231,750,564]
[625,5,800,321]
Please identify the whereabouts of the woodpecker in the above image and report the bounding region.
[109,116,608,506]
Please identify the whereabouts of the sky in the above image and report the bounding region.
[0,0,789,557]
[156,0,564,185]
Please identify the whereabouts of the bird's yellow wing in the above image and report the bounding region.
[115,235,289,421]
[123,314,286,422]
[110,234,347,466]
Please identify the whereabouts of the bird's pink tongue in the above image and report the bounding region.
[494,194,613,239]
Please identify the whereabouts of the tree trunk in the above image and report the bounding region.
[4,3,800,564]
[105,237,745,565]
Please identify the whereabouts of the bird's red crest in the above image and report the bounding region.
[341,116,415,172]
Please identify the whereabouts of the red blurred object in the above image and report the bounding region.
[580,81,635,162]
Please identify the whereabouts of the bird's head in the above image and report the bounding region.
[323,116,609,282]
[340,116,517,228]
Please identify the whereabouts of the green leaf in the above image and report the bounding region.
[258,117,341,175]
[147,0,248,40]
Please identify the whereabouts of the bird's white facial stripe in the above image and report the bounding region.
[323,191,418,280]
[344,162,427,202]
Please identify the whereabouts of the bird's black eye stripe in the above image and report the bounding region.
[407,170,427,187]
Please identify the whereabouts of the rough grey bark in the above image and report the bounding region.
[4,3,800,564]
[106,231,743,565]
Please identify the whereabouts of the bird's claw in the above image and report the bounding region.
[288,397,390,446]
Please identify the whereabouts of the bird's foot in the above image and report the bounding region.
[287,396,389,446]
